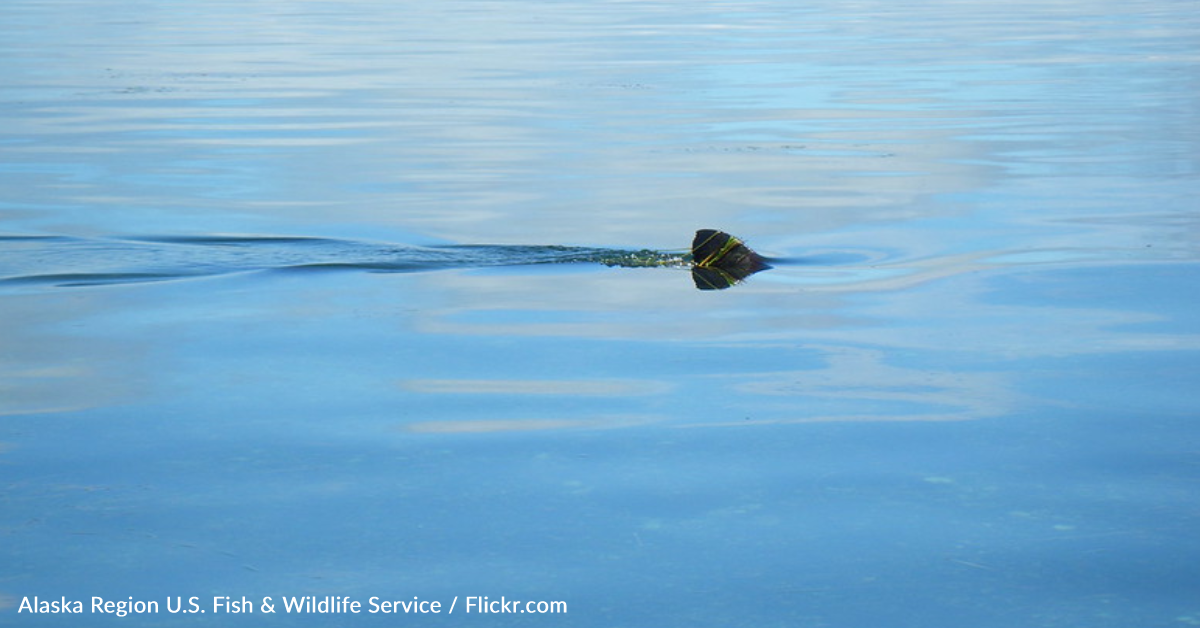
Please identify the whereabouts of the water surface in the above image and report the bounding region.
[2,0,1198,626]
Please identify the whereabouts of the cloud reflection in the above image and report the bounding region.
[701,345,1015,427]
[399,378,670,396]
[404,415,663,434]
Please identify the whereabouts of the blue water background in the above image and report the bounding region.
[2,0,1199,626]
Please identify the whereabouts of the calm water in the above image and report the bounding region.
[2,0,1199,626]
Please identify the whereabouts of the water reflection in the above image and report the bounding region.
[3,0,1198,624]
[0,291,146,417]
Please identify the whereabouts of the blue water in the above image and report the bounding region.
[2,0,1199,626]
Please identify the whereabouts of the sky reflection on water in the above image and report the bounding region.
[2,0,1199,626]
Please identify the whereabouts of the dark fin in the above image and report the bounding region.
[691,229,728,267]
[691,229,770,289]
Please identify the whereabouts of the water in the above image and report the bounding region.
[2,0,1198,626]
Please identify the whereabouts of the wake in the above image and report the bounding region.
[0,230,768,291]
